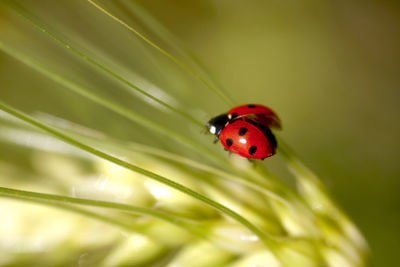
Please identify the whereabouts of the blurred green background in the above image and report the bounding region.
[0,0,399,266]
[140,0,400,266]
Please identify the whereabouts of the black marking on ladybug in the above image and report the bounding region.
[248,104,256,108]
[226,138,233,147]
[249,146,257,155]
[261,127,277,150]
[238,127,247,136]
[231,112,238,119]
[247,122,277,151]
[207,113,230,136]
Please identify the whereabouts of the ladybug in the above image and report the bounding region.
[207,104,280,137]
[206,104,280,160]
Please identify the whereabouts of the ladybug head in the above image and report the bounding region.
[207,113,230,136]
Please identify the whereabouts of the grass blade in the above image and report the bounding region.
[0,186,203,235]
[5,1,203,128]
[0,41,226,165]
[0,101,279,251]
[86,0,235,106]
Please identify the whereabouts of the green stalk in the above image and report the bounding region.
[0,190,137,231]
[0,186,201,234]
[0,41,226,165]
[113,0,234,106]
[5,1,202,128]
[0,101,279,251]
[86,0,235,107]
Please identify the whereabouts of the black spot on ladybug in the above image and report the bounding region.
[248,104,256,108]
[249,146,257,155]
[231,113,238,119]
[261,127,277,151]
[238,127,247,136]
[226,138,233,147]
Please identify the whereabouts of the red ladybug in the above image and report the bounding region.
[206,104,280,160]
[206,104,280,137]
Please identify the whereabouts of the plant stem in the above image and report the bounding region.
[86,0,235,107]
[0,102,279,251]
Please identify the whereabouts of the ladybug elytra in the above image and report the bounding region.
[207,104,280,160]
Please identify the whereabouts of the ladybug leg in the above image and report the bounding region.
[213,137,219,144]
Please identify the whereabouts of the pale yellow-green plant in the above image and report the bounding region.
[0,1,368,266]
